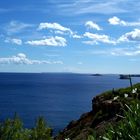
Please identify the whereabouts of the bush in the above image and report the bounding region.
[0,115,52,140]
[30,117,52,140]
[102,100,140,140]
[88,100,140,140]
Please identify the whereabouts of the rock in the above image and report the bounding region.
[55,83,140,140]
[55,97,121,140]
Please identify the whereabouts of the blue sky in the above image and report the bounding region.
[0,0,140,74]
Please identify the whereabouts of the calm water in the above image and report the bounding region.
[0,73,140,134]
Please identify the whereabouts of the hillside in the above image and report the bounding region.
[55,83,140,140]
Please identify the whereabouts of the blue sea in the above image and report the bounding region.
[0,73,140,134]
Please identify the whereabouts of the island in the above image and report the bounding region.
[91,74,102,76]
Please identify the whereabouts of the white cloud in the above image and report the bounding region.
[0,53,63,65]
[5,21,33,35]
[5,38,22,45]
[54,30,65,35]
[108,16,126,25]
[77,42,140,56]
[118,29,140,42]
[57,0,127,15]
[54,30,82,39]
[38,22,81,39]
[110,48,140,56]
[85,21,102,30]
[72,34,82,39]
[76,2,127,15]
[26,36,67,47]
[84,32,116,44]
[82,40,98,45]
[17,53,26,58]
[108,16,140,26]
[38,22,73,34]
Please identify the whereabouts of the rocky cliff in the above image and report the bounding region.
[55,83,140,140]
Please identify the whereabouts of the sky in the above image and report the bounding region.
[0,0,140,74]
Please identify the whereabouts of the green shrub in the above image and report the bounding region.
[30,117,52,140]
[102,100,140,140]
[88,100,140,140]
[0,115,52,140]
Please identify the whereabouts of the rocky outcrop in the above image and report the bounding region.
[55,96,121,140]
[55,83,140,140]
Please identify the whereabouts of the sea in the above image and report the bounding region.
[0,73,140,134]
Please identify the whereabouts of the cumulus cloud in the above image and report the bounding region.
[26,36,67,47]
[5,21,33,35]
[0,53,63,65]
[84,32,116,45]
[5,38,22,45]
[38,21,85,40]
[38,22,81,39]
[108,16,140,26]
[108,16,126,25]
[38,22,73,34]
[85,21,102,30]
[118,29,140,42]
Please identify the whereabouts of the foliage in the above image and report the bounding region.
[99,83,140,100]
[88,100,140,140]
[102,100,140,140]
[0,114,52,140]
[30,117,52,140]
[87,135,96,140]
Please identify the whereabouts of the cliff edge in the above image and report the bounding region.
[55,83,140,140]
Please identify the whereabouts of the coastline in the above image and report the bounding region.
[55,83,140,140]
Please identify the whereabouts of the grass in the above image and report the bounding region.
[88,83,140,140]
[88,100,140,140]
[102,100,140,140]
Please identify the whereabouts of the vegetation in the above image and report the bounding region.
[101,100,140,140]
[54,83,140,140]
[99,83,140,99]
[0,114,52,140]
[88,84,140,140]
[88,100,140,140]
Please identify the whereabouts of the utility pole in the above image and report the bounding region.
[129,75,133,91]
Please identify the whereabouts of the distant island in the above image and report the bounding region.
[131,74,140,77]
[91,74,102,76]
[119,74,130,79]
[119,74,140,79]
